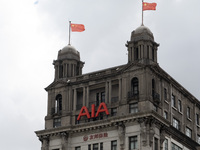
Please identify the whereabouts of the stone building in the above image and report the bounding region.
[35,25,200,150]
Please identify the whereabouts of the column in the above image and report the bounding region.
[73,88,77,111]
[86,86,89,107]
[109,81,112,103]
[105,82,109,104]
[119,78,122,101]
[41,136,49,150]
[83,87,86,106]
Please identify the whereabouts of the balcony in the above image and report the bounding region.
[128,91,139,101]
[111,97,118,103]
[76,104,83,110]
[51,107,62,115]
[153,92,160,104]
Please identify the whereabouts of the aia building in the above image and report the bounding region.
[35,25,200,150]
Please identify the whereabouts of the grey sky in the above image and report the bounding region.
[0,0,200,149]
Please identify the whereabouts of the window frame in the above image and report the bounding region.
[178,100,182,112]
[185,127,192,138]
[129,103,138,114]
[187,106,191,119]
[171,94,176,108]
[111,140,117,150]
[129,136,137,150]
[172,118,180,130]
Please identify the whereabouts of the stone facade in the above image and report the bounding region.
[35,25,200,150]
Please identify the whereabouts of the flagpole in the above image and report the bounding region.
[142,0,144,26]
[69,21,71,45]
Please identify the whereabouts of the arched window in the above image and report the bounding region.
[131,77,139,95]
[55,94,62,113]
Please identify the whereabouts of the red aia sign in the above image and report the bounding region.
[77,102,109,120]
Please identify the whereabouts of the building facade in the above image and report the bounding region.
[35,25,200,150]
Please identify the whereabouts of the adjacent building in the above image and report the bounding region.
[35,25,200,150]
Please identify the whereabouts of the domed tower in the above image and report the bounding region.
[53,44,84,80]
[126,25,159,64]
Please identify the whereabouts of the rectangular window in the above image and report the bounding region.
[187,107,191,119]
[164,111,168,119]
[75,146,81,150]
[197,135,200,144]
[164,88,167,100]
[96,93,100,106]
[101,92,105,103]
[171,142,182,150]
[75,115,80,124]
[111,140,117,150]
[185,127,192,138]
[171,94,176,107]
[178,100,182,112]
[129,103,138,113]
[154,137,158,150]
[93,143,98,150]
[111,108,117,116]
[53,118,61,128]
[173,118,180,130]
[88,145,91,150]
[164,139,168,150]
[100,143,103,150]
[196,114,199,125]
[129,136,137,150]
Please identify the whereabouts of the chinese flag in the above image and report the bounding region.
[143,2,157,11]
[71,23,85,32]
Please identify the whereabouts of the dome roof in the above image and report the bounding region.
[131,25,154,42]
[57,44,80,61]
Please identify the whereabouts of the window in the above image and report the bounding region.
[111,108,117,116]
[171,142,182,150]
[187,107,191,119]
[88,145,91,150]
[185,127,192,138]
[164,88,167,100]
[129,103,138,113]
[164,139,168,150]
[134,47,139,60]
[152,79,155,97]
[93,143,98,150]
[154,137,158,150]
[178,100,182,112]
[164,111,168,119]
[171,95,176,107]
[101,92,105,103]
[111,140,117,150]
[75,115,80,124]
[55,94,62,114]
[196,114,199,125]
[197,135,200,144]
[152,48,155,61]
[96,93,100,106]
[132,77,139,95]
[172,118,180,130]
[129,136,137,150]
[53,118,61,128]
[75,146,81,150]
[100,143,103,150]
[96,92,105,105]
[153,104,158,112]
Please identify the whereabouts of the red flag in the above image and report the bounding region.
[71,23,85,32]
[143,2,157,11]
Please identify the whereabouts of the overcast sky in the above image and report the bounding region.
[0,0,200,149]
